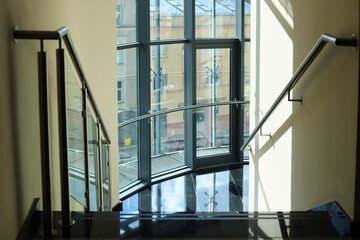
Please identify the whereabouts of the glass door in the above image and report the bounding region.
[195,46,239,167]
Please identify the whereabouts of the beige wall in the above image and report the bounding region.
[249,0,359,218]
[0,0,118,238]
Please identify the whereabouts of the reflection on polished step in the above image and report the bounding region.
[19,201,353,239]
[18,166,356,239]
[121,166,249,214]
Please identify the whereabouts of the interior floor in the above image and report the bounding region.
[121,165,249,214]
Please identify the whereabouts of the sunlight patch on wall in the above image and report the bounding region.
[273,0,294,29]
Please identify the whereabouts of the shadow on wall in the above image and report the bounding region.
[250,0,358,218]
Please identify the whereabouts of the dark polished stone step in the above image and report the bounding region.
[18,200,354,239]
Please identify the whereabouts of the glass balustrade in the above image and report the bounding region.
[65,56,86,207]
[64,46,112,211]
[101,136,110,211]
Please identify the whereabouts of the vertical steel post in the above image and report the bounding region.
[82,87,91,211]
[106,144,111,209]
[38,40,57,237]
[56,42,75,227]
[97,119,104,211]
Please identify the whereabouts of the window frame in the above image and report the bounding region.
[117,0,249,197]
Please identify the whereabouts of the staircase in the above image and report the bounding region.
[18,200,355,239]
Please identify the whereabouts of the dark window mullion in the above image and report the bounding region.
[138,0,151,183]
[184,0,196,170]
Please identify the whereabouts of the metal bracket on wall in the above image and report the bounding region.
[14,26,19,43]
[353,34,357,52]
[260,127,271,138]
[287,90,302,104]
[244,146,252,154]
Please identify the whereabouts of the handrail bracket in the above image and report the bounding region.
[240,33,357,152]
[260,127,271,138]
[287,90,303,104]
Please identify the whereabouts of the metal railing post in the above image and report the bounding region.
[82,86,91,211]
[38,40,57,238]
[107,144,111,209]
[97,119,104,211]
[56,41,75,227]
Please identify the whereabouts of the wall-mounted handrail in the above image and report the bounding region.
[240,34,357,151]
[14,26,111,144]
[118,100,250,129]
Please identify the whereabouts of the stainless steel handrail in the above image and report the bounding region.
[240,34,357,151]
[14,26,111,144]
[118,100,250,129]
[14,26,113,232]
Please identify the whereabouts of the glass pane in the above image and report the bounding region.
[65,57,86,207]
[196,48,230,157]
[195,0,236,39]
[150,44,185,175]
[243,41,250,161]
[244,0,251,39]
[101,138,110,211]
[118,48,139,189]
[87,106,100,211]
[117,0,137,44]
[150,0,184,41]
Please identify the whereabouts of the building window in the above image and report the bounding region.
[151,45,168,58]
[116,5,121,28]
[117,51,123,64]
[160,114,167,137]
[206,65,219,85]
[161,73,168,91]
[117,81,123,102]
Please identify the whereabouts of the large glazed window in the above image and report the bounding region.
[195,0,236,38]
[117,0,250,196]
[117,0,137,44]
[150,44,185,175]
[118,48,139,189]
[150,0,184,40]
[196,48,231,157]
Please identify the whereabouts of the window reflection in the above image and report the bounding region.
[196,171,230,212]
[120,167,247,213]
[151,176,185,212]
